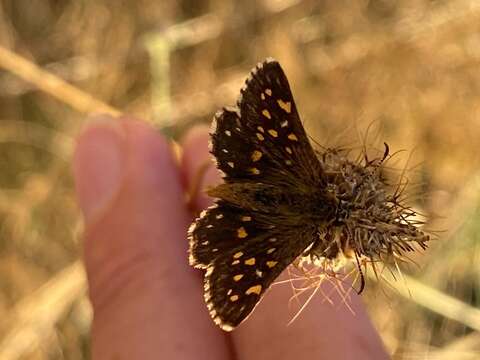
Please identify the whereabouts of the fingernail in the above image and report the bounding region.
[74,116,126,224]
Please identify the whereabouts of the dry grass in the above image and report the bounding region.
[1,0,480,358]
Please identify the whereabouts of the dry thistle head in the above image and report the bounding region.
[307,145,429,282]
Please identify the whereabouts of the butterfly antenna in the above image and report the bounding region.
[382,142,390,163]
[354,252,365,295]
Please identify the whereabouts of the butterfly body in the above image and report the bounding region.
[208,182,335,221]
[188,58,428,331]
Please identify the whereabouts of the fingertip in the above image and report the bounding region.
[181,124,210,146]
[74,115,126,225]
[181,125,221,211]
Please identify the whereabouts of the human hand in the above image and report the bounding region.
[73,115,389,359]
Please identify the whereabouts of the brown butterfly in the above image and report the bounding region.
[188,58,428,331]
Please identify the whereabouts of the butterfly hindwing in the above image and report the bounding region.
[210,59,323,186]
[188,201,316,330]
[189,201,267,268]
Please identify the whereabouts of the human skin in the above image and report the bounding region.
[73,114,389,359]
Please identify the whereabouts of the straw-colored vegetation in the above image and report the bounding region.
[0,0,479,358]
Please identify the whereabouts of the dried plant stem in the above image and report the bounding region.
[429,332,480,360]
[0,261,86,360]
[0,46,120,116]
[371,271,480,332]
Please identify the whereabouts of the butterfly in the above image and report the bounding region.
[188,58,428,331]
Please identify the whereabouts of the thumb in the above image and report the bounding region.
[74,116,230,360]
[74,115,126,224]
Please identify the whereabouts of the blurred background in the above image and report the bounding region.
[1,0,480,358]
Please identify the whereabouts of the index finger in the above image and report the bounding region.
[233,273,389,359]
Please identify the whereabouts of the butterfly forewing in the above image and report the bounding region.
[210,58,323,187]
[189,201,269,268]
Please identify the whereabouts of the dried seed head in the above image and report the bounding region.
[307,146,429,270]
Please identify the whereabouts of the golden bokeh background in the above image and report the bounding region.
[1,0,480,358]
